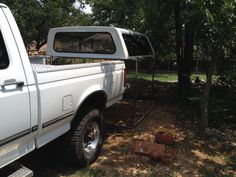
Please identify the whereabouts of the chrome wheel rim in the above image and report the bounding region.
[83,121,100,156]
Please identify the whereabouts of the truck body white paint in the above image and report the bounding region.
[0,3,154,170]
[0,4,126,169]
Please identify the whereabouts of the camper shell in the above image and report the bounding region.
[47,26,154,60]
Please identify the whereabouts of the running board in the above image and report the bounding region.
[0,162,33,177]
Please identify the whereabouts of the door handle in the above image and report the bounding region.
[1,79,24,88]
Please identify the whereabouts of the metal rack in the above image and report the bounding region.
[129,56,156,128]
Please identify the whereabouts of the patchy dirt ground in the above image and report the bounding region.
[16,100,236,177]
[94,101,236,177]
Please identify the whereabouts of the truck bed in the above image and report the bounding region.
[31,61,125,85]
[30,61,125,147]
[31,61,124,73]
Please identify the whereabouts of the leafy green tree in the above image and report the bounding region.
[2,0,91,49]
[195,0,236,135]
[83,0,144,29]
[173,0,207,94]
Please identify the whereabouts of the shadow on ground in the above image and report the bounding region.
[13,98,236,177]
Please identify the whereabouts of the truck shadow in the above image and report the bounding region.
[15,101,136,177]
[18,141,77,177]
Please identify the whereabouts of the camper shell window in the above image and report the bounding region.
[122,34,153,57]
[54,32,116,54]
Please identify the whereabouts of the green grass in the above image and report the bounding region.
[192,74,206,81]
[127,71,210,82]
[127,71,177,82]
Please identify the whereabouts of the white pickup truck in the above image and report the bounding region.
[0,3,154,174]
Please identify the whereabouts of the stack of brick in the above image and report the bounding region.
[134,132,176,165]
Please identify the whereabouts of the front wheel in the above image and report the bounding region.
[63,108,104,167]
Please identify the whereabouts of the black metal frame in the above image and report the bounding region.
[130,56,156,128]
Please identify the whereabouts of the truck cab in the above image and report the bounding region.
[0,4,36,168]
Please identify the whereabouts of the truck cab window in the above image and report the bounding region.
[0,31,9,69]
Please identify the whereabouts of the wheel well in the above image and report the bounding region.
[76,91,107,114]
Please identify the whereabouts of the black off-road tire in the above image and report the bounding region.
[63,108,104,167]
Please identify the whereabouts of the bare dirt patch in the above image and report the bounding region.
[92,100,236,177]
[17,100,236,177]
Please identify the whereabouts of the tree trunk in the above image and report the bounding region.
[198,60,214,136]
[174,1,195,95]
[174,0,183,92]
[35,20,46,50]
[198,48,223,137]
[182,21,195,89]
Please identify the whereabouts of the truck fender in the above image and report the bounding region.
[74,85,107,119]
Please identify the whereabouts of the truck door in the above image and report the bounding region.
[0,8,31,168]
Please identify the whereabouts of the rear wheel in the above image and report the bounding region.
[63,108,104,167]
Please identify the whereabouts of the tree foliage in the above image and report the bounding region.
[195,0,236,134]
[2,0,91,49]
